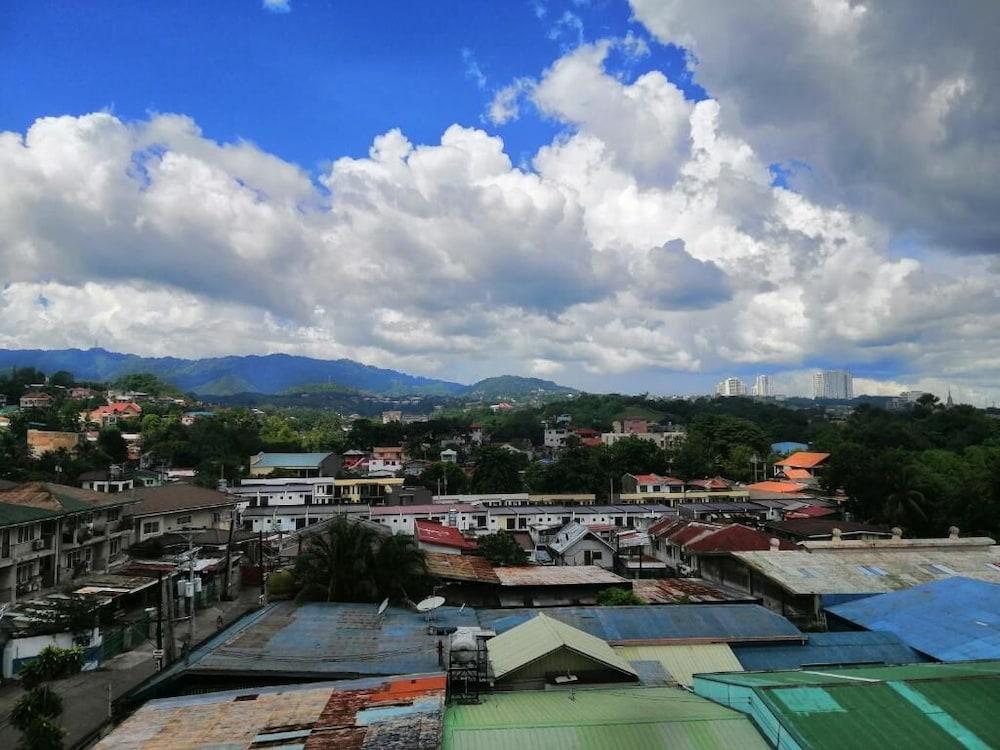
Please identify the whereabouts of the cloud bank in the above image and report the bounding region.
[2,4,999,403]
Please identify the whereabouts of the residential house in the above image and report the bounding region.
[381,409,402,423]
[773,451,830,479]
[231,476,405,506]
[180,411,214,426]
[19,391,52,409]
[126,485,237,544]
[369,446,406,473]
[87,402,142,427]
[68,387,97,400]
[469,423,484,445]
[414,519,478,555]
[621,473,685,496]
[612,417,649,434]
[648,519,795,576]
[26,429,82,458]
[0,482,138,603]
[601,429,685,451]
[247,451,341,477]
[543,522,616,569]
[78,467,134,494]
[765,519,892,543]
[543,424,569,450]
[440,448,458,463]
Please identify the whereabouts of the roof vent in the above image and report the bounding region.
[831,528,842,543]
[769,537,780,551]
[891,527,903,540]
[949,526,960,540]
[234,694,258,702]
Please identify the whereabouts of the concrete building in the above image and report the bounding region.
[0,482,138,603]
[78,467,134,494]
[247,451,341,478]
[440,448,458,463]
[126,485,237,544]
[26,429,83,458]
[543,522,617,568]
[715,377,748,397]
[601,430,685,451]
[751,375,772,397]
[19,391,52,409]
[812,369,854,399]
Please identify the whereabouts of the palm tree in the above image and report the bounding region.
[295,516,379,602]
[881,465,929,528]
[372,533,427,603]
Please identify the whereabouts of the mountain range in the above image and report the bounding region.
[0,348,578,399]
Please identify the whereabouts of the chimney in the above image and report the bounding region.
[891,527,902,541]
[949,526,960,540]
[769,537,780,551]
[831,528,842,544]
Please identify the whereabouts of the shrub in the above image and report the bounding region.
[10,686,63,731]
[266,569,297,599]
[18,646,84,688]
[595,587,644,606]
[16,716,65,750]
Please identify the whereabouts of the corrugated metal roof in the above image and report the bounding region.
[477,604,804,644]
[732,548,1000,595]
[695,661,1000,750]
[96,673,446,750]
[826,577,1000,661]
[487,613,636,680]
[491,565,627,587]
[252,452,334,468]
[615,643,744,686]
[631,578,755,604]
[424,552,499,583]
[442,686,770,750]
[733,631,929,671]
[189,602,479,678]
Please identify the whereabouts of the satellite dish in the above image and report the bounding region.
[416,595,445,613]
[377,597,389,616]
[458,603,466,613]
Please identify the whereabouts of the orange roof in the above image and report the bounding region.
[415,519,478,550]
[775,451,830,469]
[747,480,808,494]
[782,468,813,480]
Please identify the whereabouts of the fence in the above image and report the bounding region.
[101,614,151,661]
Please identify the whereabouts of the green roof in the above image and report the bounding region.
[0,482,138,527]
[443,686,770,750]
[487,612,636,680]
[694,660,1000,749]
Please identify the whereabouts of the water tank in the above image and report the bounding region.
[449,627,479,664]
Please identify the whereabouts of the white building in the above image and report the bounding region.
[440,448,458,463]
[601,431,685,451]
[543,425,570,450]
[812,370,854,400]
[715,377,748,397]
[751,375,772,397]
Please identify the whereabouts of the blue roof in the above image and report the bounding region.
[771,441,809,454]
[253,452,334,468]
[827,577,1000,661]
[733,631,929,671]
[188,602,478,677]
[476,604,804,644]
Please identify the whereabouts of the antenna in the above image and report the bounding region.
[377,597,389,617]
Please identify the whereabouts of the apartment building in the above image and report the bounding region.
[0,481,138,604]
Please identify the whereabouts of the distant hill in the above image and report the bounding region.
[0,348,579,399]
[463,375,578,401]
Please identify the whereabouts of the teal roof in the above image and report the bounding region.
[443,686,770,750]
[694,661,1000,750]
[487,613,636,680]
[252,452,334,468]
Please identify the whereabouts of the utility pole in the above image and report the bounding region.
[222,506,236,601]
[187,532,196,654]
[155,572,164,670]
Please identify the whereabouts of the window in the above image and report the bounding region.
[17,525,33,544]
[518,517,527,529]
[858,565,887,576]
[476,515,487,529]
[614,516,623,527]
[925,563,957,575]
[142,521,160,535]
[109,538,121,556]
[106,508,121,522]
[175,515,192,526]
[16,563,33,584]
[506,518,516,530]
[66,550,83,567]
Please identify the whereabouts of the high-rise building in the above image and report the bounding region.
[715,377,748,397]
[751,375,772,397]
[812,370,854,400]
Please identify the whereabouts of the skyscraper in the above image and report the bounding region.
[752,375,772,397]
[812,370,854,400]
[715,377,748,397]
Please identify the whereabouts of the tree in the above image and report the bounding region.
[48,371,74,388]
[470,447,527,493]
[477,532,528,566]
[420,461,468,494]
[97,428,127,463]
[294,516,427,603]
[595,587,644,606]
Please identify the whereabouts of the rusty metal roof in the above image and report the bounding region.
[632,578,755,604]
[424,552,499,583]
[492,565,628,587]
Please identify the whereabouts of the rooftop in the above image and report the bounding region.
[745,480,809,494]
[478,604,805,645]
[491,565,627,587]
[766,518,892,539]
[732,630,928,671]
[186,602,479,679]
[0,481,138,526]
[424,552,499,583]
[414,520,478,550]
[774,451,830,469]
[486,612,636,681]
[694,661,1000,750]
[251,451,335,468]
[614,643,744,687]
[126,484,236,517]
[731,547,1000,595]
[545,521,615,556]
[442,686,769,750]
[631,578,756,604]
[97,674,446,750]
[827,577,1000,661]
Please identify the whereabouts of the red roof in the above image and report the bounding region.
[574,427,600,437]
[91,403,142,417]
[653,518,795,551]
[775,452,830,469]
[414,520,478,550]
[686,476,733,491]
[632,473,684,486]
[647,515,680,537]
[580,437,603,447]
[784,505,837,519]
[782,468,813,480]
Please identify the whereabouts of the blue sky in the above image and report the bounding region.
[1,1,998,403]
[1,0,701,173]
